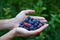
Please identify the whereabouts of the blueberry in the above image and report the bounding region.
[24,26,29,30]
[19,22,24,27]
[19,16,46,31]
[36,21,39,25]
[20,22,24,25]
[34,23,38,27]
[33,26,39,30]
[31,18,34,21]
[33,19,38,23]
[34,27,38,30]
[37,24,41,28]
[29,26,34,30]
[38,21,40,23]
[27,16,31,20]
[19,25,24,27]
[24,18,29,22]
[33,28,36,30]
[24,16,31,22]
[28,19,31,23]
[28,20,33,24]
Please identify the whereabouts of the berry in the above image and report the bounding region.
[36,21,39,25]
[33,19,37,23]
[20,22,24,25]
[24,26,29,30]
[31,18,34,21]
[24,18,29,22]
[29,25,34,30]
[27,16,31,20]
[19,16,46,31]
[24,23,31,27]
[28,20,33,24]
[19,22,24,27]
[34,23,38,27]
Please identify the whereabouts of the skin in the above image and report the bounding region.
[0,10,48,40]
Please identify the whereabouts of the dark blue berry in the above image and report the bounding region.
[24,26,29,30]
[24,18,29,22]
[19,25,24,27]
[27,16,31,20]
[29,26,34,30]
[34,23,38,27]
[34,27,38,30]
[28,20,33,25]
[19,22,24,27]
[19,16,46,31]
[36,21,39,25]
[33,19,38,23]
[20,22,24,25]
[31,18,34,21]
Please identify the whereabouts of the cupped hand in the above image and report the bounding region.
[13,24,48,37]
[12,10,47,28]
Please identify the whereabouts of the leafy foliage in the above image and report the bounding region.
[0,0,60,40]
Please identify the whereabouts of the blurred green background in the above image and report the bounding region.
[0,0,60,40]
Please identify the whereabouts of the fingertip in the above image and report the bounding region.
[39,17,45,20]
[28,10,35,13]
[39,20,47,23]
[41,24,49,28]
[35,24,49,33]
[36,31,41,35]
[28,10,35,12]
[45,24,49,26]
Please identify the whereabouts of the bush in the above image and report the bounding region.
[0,0,60,40]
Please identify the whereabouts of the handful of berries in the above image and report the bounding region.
[19,16,46,31]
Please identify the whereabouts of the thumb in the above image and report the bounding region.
[20,10,35,15]
[35,24,49,34]
[15,10,35,19]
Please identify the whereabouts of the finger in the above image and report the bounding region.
[20,10,35,15]
[30,16,45,20]
[35,24,49,34]
[30,16,47,22]
[39,20,47,23]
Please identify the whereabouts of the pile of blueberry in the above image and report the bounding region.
[19,16,45,31]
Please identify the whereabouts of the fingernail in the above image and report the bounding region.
[36,31,40,35]
[30,34,34,36]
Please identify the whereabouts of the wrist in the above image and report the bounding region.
[0,28,17,40]
[0,19,15,30]
[6,18,19,29]
[13,28,21,37]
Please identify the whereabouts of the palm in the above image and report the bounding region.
[15,24,48,37]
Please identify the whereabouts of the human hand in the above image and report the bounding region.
[9,10,47,29]
[0,24,48,40]
[13,24,48,37]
